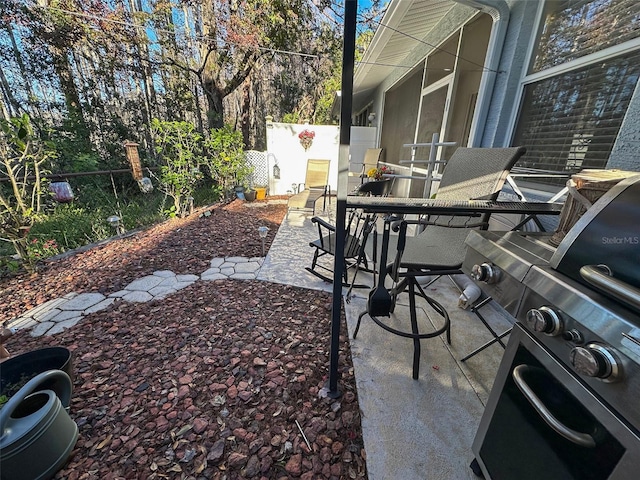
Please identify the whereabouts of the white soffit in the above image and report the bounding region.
[354,0,455,94]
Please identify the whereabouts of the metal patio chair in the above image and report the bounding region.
[353,146,526,379]
[288,159,331,215]
[349,148,383,185]
[306,178,393,287]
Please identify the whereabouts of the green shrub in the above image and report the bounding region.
[1,114,56,271]
[204,124,252,195]
[151,119,204,217]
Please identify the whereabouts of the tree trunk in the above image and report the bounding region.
[50,44,90,142]
[0,68,20,118]
[5,24,41,118]
[202,75,225,129]
[241,79,251,147]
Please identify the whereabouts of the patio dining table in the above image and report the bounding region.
[346,196,563,231]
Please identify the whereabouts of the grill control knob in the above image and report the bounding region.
[525,306,563,336]
[570,344,621,382]
[471,263,501,284]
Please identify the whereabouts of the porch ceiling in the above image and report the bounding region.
[354,0,455,97]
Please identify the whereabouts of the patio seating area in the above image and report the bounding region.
[258,205,514,479]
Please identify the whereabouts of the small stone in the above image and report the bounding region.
[244,455,261,477]
[193,418,208,434]
[331,441,344,455]
[135,382,149,393]
[260,454,273,473]
[228,452,248,468]
[284,453,302,476]
[207,439,225,462]
[232,428,248,440]
[177,385,190,398]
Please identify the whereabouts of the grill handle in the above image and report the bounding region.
[580,265,640,312]
[512,365,596,448]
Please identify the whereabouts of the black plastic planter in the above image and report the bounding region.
[1,347,73,408]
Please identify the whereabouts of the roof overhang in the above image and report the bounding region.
[353,0,456,98]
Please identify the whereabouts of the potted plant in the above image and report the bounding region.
[1,346,74,409]
[254,185,268,200]
[233,185,246,200]
[244,187,257,202]
[367,165,392,180]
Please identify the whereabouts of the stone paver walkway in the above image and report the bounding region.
[7,256,263,337]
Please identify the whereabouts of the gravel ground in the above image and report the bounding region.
[1,199,367,479]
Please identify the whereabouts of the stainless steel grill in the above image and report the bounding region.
[464,175,640,480]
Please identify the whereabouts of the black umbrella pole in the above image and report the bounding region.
[327,0,357,399]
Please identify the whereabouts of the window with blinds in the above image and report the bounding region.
[531,0,640,73]
[513,50,640,179]
[512,0,640,186]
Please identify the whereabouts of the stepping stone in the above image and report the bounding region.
[124,275,164,292]
[230,273,256,280]
[84,298,116,314]
[31,322,55,337]
[210,258,225,268]
[226,256,249,263]
[201,272,227,281]
[24,297,71,319]
[122,291,154,303]
[51,310,84,322]
[59,292,106,311]
[148,286,177,298]
[157,276,180,288]
[176,274,199,282]
[173,281,196,291]
[221,267,235,276]
[37,308,63,323]
[6,316,38,330]
[47,316,83,335]
[201,267,220,277]
[153,270,176,278]
[109,290,128,298]
[235,262,260,274]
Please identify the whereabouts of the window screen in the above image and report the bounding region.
[380,67,423,165]
[513,50,640,179]
[531,0,640,73]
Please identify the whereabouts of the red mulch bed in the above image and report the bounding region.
[1,200,367,479]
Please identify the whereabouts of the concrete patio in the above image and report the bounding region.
[257,205,514,479]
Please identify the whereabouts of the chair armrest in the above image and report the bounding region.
[311,216,336,232]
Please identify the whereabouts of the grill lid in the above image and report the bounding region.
[551,175,640,294]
